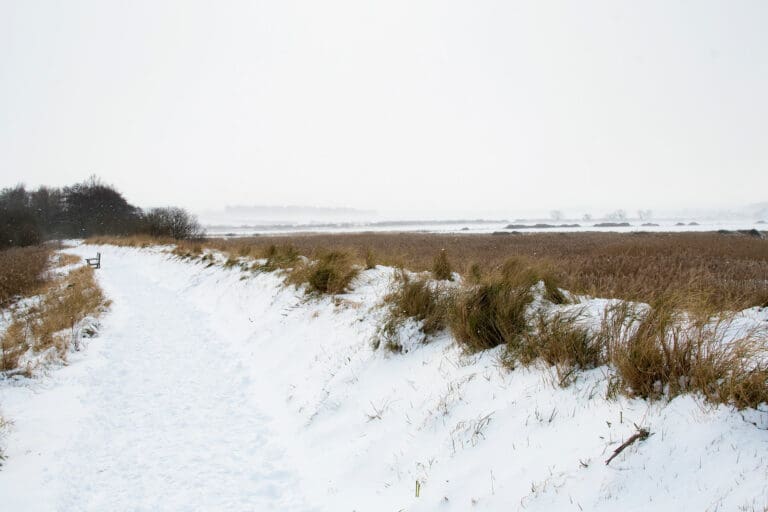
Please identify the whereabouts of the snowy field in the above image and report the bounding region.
[204,219,767,237]
[1,244,767,511]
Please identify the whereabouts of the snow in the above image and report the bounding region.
[1,244,767,511]
[203,219,768,237]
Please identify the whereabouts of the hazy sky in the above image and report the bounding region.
[1,1,766,215]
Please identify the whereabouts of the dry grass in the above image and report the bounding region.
[1,320,27,371]
[171,243,202,259]
[1,265,106,373]
[0,245,52,307]
[87,232,768,408]
[255,244,300,272]
[606,297,768,407]
[514,311,606,386]
[87,234,176,248]
[364,247,377,270]
[432,250,453,281]
[449,278,533,353]
[192,232,768,311]
[55,253,82,267]
[286,250,359,295]
[449,257,568,353]
[376,272,450,351]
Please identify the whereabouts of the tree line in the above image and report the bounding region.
[0,176,203,249]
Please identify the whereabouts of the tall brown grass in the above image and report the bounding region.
[286,250,359,295]
[376,272,449,351]
[191,232,768,311]
[449,257,567,353]
[0,245,51,306]
[606,297,768,407]
[1,265,106,373]
[86,232,768,408]
[432,250,453,281]
[256,244,300,272]
[87,234,174,248]
[514,311,606,386]
[55,253,82,268]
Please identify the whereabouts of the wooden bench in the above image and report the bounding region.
[86,252,101,269]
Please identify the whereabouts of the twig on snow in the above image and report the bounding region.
[605,426,650,465]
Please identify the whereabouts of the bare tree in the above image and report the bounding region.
[142,207,204,240]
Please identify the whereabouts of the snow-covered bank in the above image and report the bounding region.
[1,245,767,511]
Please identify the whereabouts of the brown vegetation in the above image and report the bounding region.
[1,264,106,373]
[449,257,567,353]
[86,231,768,408]
[0,245,52,307]
[55,253,82,267]
[184,231,768,311]
[286,250,359,295]
[431,249,453,281]
[88,234,175,248]
[376,272,450,351]
[515,311,606,386]
[605,297,768,407]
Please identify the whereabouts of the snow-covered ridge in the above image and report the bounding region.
[1,244,767,511]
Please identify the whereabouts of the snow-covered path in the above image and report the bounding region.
[0,247,312,511]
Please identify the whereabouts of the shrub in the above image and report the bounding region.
[432,249,453,281]
[141,207,204,240]
[0,207,41,249]
[288,250,359,294]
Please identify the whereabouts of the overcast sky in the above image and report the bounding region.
[1,1,766,215]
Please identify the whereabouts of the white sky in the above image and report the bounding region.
[1,1,766,215]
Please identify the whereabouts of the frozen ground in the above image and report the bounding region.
[1,244,767,511]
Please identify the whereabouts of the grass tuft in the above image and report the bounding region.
[432,249,453,281]
[448,257,569,353]
[376,272,450,351]
[512,311,606,385]
[257,244,300,272]
[288,250,359,295]
[606,296,768,407]
[449,278,532,353]
[364,247,377,270]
